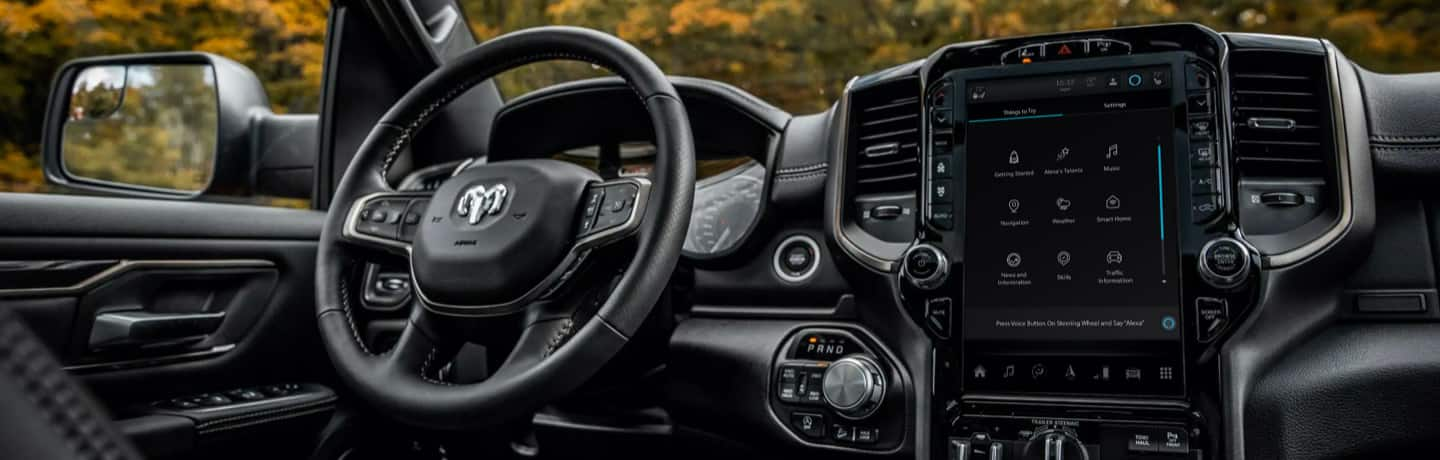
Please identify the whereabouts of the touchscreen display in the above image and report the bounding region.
[959,65,1183,395]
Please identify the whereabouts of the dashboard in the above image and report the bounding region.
[399,22,1440,460]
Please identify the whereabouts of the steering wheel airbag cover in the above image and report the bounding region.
[411,160,596,306]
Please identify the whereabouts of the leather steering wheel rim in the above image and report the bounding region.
[314,26,694,430]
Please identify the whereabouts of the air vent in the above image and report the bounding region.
[1228,48,1338,247]
[848,77,921,196]
[1229,50,1333,178]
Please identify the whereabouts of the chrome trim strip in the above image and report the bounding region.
[0,259,275,298]
[830,77,903,273]
[64,343,236,373]
[1261,40,1357,268]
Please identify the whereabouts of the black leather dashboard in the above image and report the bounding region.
[1357,67,1440,180]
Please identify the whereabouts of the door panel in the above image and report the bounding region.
[0,192,333,460]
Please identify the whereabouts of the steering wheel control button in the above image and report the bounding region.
[773,235,821,283]
[586,183,639,236]
[902,244,949,289]
[1199,238,1251,289]
[790,412,825,438]
[1195,297,1230,342]
[398,199,429,242]
[578,188,605,233]
[925,297,953,338]
[822,355,886,419]
[354,198,411,242]
[356,199,411,239]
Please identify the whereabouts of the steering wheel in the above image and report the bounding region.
[315,27,694,430]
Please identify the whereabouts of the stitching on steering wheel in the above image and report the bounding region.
[419,347,454,386]
[337,268,377,356]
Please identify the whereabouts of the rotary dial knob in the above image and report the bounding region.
[821,355,886,419]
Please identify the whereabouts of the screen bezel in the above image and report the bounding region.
[943,52,1194,398]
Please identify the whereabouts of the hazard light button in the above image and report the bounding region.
[1045,41,1088,59]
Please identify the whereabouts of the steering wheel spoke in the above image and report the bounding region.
[341,191,434,254]
[572,177,651,251]
[382,307,462,378]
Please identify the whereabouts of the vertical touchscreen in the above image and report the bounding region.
[960,66,1183,395]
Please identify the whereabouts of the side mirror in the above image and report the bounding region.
[40,52,314,200]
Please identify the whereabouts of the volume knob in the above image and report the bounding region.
[822,355,886,419]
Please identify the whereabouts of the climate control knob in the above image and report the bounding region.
[822,355,886,419]
[1198,237,1252,289]
[902,244,949,290]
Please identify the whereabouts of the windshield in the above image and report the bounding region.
[464,1,1440,114]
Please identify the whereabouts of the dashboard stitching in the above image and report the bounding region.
[1372,144,1440,150]
[776,170,827,182]
[776,162,828,175]
[1371,135,1440,143]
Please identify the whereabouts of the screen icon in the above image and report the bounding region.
[1106,250,1124,264]
[1008,198,1021,214]
[1006,252,1023,268]
[1126,367,1142,381]
[1105,194,1121,210]
[1056,250,1071,267]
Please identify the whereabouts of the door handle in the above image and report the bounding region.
[88,311,226,348]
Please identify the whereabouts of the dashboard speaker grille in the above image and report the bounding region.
[848,77,921,196]
[1229,50,1334,179]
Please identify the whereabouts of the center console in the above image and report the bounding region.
[896,25,1262,459]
